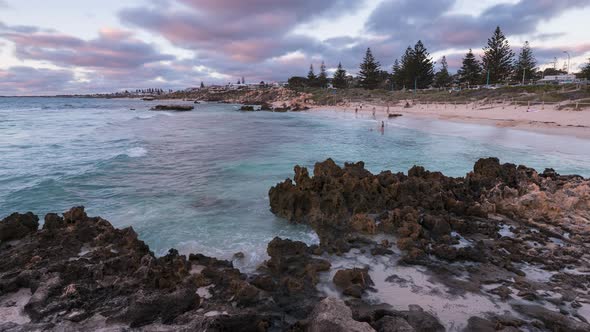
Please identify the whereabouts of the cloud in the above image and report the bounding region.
[119,0,364,63]
[2,0,590,94]
[1,26,173,69]
[365,0,590,57]
[0,66,75,95]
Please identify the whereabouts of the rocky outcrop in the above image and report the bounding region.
[270,158,590,330]
[0,207,338,331]
[0,212,38,242]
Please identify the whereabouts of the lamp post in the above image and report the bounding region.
[563,51,571,74]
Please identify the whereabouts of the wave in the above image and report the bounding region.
[125,147,148,158]
[135,114,155,120]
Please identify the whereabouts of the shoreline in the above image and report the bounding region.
[310,102,590,139]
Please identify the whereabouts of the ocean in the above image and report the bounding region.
[2,97,590,270]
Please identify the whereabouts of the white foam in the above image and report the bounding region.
[519,263,556,282]
[0,288,32,325]
[126,147,147,158]
[317,249,515,331]
[451,231,472,248]
[197,285,214,299]
[499,224,515,238]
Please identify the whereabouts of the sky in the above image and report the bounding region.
[0,0,589,95]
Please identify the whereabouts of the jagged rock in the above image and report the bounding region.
[464,316,496,332]
[513,304,590,332]
[373,315,415,332]
[308,297,375,332]
[0,212,39,242]
[401,305,445,332]
[333,268,374,298]
[0,208,322,330]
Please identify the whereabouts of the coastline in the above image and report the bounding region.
[310,102,590,139]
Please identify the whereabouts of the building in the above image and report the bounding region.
[538,74,577,84]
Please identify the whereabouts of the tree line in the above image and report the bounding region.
[289,26,587,91]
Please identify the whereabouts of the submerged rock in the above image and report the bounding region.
[151,104,194,111]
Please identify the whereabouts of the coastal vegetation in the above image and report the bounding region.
[292,26,588,91]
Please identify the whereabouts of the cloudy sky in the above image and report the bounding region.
[1,0,589,95]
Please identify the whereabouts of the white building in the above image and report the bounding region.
[538,74,577,84]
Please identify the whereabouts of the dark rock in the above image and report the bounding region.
[374,315,415,332]
[464,316,495,332]
[151,105,194,111]
[333,268,373,298]
[513,304,590,332]
[401,305,445,332]
[0,212,39,242]
[0,208,322,331]
[239,105,255,111]
[308,297,375,332]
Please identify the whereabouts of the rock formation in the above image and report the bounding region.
[269,158,590,330]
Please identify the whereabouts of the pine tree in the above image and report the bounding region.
[458,49,483,85]
[580,58,590,80]
[412,40,435,89]
[359,48,381,90]
[307,64,317,86]
[317,61,328,88]
[434,56,452,88]
[390,59,402,90]
[332,62,348,89]
[514,41,537,83]
[482,26,515,84]
[241,76,245,84]
[200,81,205,88]
[399,47,415,89]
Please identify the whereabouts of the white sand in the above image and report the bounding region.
[312,102,590,139]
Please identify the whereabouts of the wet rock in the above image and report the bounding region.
[333,268,374,298]
[260,102,272,111]
[239,105,255,111]
[120,288,199,327]
[464,316,496,332]
[151,105,194,111]
[373,316,415,332]
[401,305,445,332]
[0,212,39,242]
[0,207,322,331]
[513,304,590,332]
[308,297,375,332]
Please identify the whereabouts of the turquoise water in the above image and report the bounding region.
[1,97,590,268]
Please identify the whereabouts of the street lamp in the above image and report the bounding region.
[563,51,571,74]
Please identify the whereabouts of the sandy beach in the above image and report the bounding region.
[312,102,590,139]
